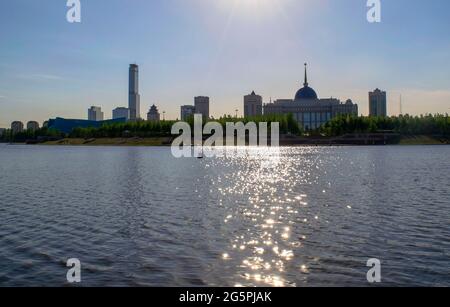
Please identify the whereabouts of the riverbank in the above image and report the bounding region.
[398,135,449,145]
[40,137,172,146]
[30,134,449,146]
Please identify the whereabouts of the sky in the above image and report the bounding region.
[1,0,450,126]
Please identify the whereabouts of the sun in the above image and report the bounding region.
[216,0,285,18]
[235,0,278,11]
[234,0,271,9]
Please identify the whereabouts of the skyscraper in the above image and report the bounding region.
[88,106,104,121]
[129,64,141,121]
[244,91,263,117]
[369,88,387,117]
[194,96,210,119]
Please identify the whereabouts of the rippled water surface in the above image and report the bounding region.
[0,144,449,287]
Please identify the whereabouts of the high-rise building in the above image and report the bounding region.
[181,105,196,121]
[26,121,40,131]
[11,121,24,134]
[129,64,141,121]
[244,91,263,117]
[369,88,387,117]
[113,107,130,121]
[194,96,210,119]
[88,106,104,121]
[147,105,161,122]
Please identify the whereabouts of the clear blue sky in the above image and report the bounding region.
[1,0,449,126]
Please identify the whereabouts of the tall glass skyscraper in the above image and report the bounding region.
[129,64,141,121]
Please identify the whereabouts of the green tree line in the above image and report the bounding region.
[70,120,177,138]
[69,114,302,139]
[0,127,62,143]
[185,114,302,136]
[320,114,450,137]
[2,114,448,142]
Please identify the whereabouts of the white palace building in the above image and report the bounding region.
[264,64,358,131]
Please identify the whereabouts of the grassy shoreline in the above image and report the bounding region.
[398,135,448,145]
[41,137,172,146]
[25,135,449,146]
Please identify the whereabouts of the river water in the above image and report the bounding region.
[0,144,448,286]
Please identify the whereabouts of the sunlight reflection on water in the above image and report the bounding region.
[213,147,322,287]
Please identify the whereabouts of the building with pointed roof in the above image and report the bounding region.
[147,104,161,122]
[264,63,358,131]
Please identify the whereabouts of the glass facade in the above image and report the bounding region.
[296,112,333,130]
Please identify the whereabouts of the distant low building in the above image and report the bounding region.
[88,106,104,121]
[244,91,263,117]
[27,121,40,132]
[48,117,126,134]
[113,107,130,121]
[11,121,24,134]
[369,88,387,117]
[181,105,196,121]
[147,105,161,122]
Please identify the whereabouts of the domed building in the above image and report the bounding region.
[263,63,358,131]
[295,65,318,100]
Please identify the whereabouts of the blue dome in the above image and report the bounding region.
[295,63,318,100]
[295,86,318,100]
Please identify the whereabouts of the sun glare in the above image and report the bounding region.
[216,0,286,18]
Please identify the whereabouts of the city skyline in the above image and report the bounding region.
[1,0,450,127]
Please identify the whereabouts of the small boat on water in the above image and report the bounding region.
[197,149,204,159]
